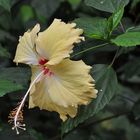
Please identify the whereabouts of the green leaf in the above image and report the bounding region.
[20,5,34,23]
[0,0,18,11]
[0,67,30,97]
[68,0,81,9]
[0,0,11,11]
[28,129,45,140]
[64,129,90,140]
[85,0,129,13]
[0,80,22,97]
[74,8,124,39]
[133,100,140,120]
[99,116,140,140]
[107,7,124,34]
[0,67,31,87]
[0,44,10,58]
[0,127,45,139]
[0,29,15,41]
[111,32,140,47]
[131,0,140,9]
[119,58,140,78]
[71,39,115,61]
[0,12,12,29]
[126,25,140,32]
[31,0,61,20]
[74,17,108,39]
[61,64,118,135]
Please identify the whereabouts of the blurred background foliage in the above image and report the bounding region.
[0,0,140,140]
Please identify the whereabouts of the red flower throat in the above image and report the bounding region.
[39,58,54,76]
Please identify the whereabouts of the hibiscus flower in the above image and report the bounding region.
[9,19,97,134]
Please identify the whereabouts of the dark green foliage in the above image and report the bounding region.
[19,5,35,23]
[74,17,108,39]
[0,67,30,86]
[119,58,140,78]
[0,80,22,97]
[0,45,10,58]
[85,0,129,13]
[130,0,140,9]
[74,7,124,40]
[0,0,12,11]
[0,0,140,140]
[31,0,61,21]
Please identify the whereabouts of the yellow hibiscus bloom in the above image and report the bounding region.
[9,19,97,134]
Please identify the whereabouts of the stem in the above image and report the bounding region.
[71,42,109,58]
[109,48,120,67]
[109,22,126,67]
[120,22,125,33]
[14,70,44,134]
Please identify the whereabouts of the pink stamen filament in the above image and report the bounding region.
[13,71,44,134]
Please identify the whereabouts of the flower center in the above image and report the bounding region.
[39,58,48,65]
[39,58,54,76]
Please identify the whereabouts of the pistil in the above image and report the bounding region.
[8,71,44,134]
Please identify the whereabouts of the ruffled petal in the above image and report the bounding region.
[29,76,77,121]
[36,19,84,65]
[46,59,97,107]
[13,24,40,65]
[29,59,97,121]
